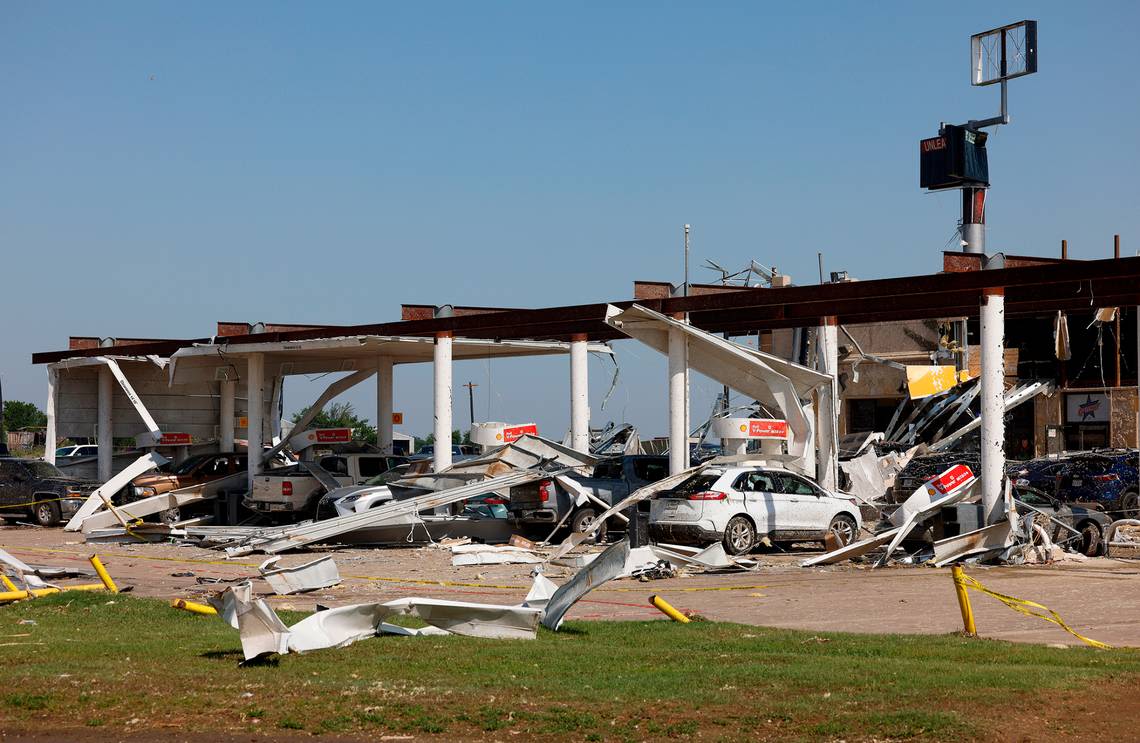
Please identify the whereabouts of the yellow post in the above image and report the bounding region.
[170,598,218,616]
[951,566,976,635]
[650,594,691,624]
[0,575,19,592]
[88,555,118,594]
[0,587,61,602]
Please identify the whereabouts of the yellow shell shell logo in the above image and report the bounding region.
[739,424,748,433]
[495,433,503,440]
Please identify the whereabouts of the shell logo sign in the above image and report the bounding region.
[747,419,788,439]
[501,423,538,443]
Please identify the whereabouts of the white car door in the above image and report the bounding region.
[734,470,782,535]
[773,472,831,532]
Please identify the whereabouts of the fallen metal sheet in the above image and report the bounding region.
[81,471,245,533]
[522,573,559,610]
[215,585,542,659]
[450,545,543,566]
[932,521,1014,567]
[65,452,169,531]
[605,304,829,459]
[258,556,341,595]
[542,538,630,631]
[801,527,901,567]
[224,469,550,556]
[0,547,51,589]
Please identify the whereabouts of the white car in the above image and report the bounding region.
[649,464,862,555]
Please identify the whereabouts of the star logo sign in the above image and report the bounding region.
[1077,395,1101,421]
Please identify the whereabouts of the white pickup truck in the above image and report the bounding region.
[245,453,407,518]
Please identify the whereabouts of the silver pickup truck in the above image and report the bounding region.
[245,453,408,518]
[508,455,669,538]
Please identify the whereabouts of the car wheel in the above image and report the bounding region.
[158,507,181,525]
[827,514,858,548]
[1119,490,1139,520]
[570,507,607,543]
[33,501,61,527]
[722,515,756,556]
[1078,521,1103,557]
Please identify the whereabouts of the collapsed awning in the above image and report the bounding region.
[604,304,830,459]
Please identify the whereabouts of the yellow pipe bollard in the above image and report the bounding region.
[0,575,19,592]
[650,594,691,624]
[951,566,977,635]
[170,598,218,616]
[0,587,62,602]
[89,555,118,594]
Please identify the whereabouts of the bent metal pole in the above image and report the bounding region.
[980,287,1006,524]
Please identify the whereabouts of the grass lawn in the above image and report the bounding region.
[0,592,1137,741]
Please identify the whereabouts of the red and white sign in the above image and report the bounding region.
[314,428,353,444]
[928,464,974,495]
[158,432,192,446]
[746,419,788,439]
[501,423,538,443]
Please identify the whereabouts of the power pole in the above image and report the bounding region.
[461,382,478,429]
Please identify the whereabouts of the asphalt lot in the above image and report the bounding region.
[3,524,1138,647]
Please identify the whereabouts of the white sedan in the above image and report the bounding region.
[649,464,862,555]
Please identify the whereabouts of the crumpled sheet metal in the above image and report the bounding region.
[542,538,630,631]
[450,544,543,566]
[213,581,544,660]
[258,556,342,595]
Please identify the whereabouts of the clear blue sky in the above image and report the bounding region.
[2,2,1138,440]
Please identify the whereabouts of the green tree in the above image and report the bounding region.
[290,402,377,445]
[3,400,47,433]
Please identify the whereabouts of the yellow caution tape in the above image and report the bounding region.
[953,570,1111,649]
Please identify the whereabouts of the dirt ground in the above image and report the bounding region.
[3,524,1139,647]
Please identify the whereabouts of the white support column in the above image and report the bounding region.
[668,326,687,475]
[377,356,394,455]
[219,380,236,453]
[246,352,265,493]
[433,333,453,472]
[980,287,1006,525]
[816,317,839,491]
[97,365,113,482]
[44,366,58,465]
[569,335,590,452]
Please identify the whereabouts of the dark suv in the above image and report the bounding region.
[0,458,95,526]
[1010,449,1139,519]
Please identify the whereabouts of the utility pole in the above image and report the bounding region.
[461,382,478,429]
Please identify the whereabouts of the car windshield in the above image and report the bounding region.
[170,455,214,476]
[669,473,721,497]
[1017,488,1053,507]
[26,461,66,479]
[55,447,74,457]
[363,464,411,486]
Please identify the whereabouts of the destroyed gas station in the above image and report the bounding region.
[3,12,1140,742]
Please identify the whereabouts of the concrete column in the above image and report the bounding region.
[44,367,58,465]
[816,317,839,491]
[433,333,453,472]
[219,380,236,453]
[97,364,113,483]
[246,353,265,493]
[569,335,590,452]
[668,327,687,475]
[980,288,1006,524]
[377,357,394,455]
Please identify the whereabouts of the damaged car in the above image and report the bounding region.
[649,464,863,555]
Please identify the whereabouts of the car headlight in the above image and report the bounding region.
[134,486,158,497]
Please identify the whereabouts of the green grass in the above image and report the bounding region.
[0,591,1137,741]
